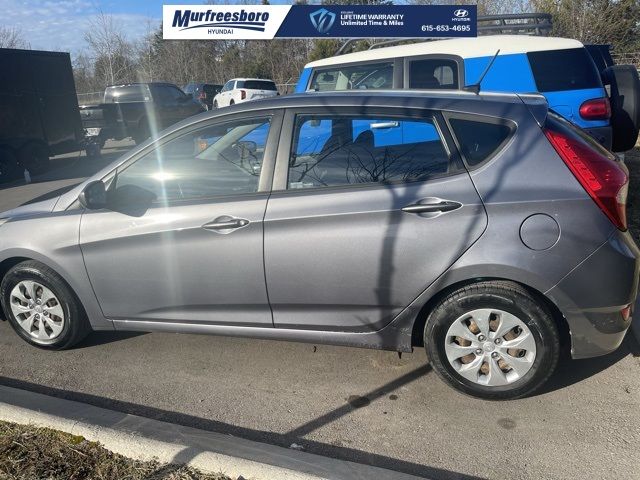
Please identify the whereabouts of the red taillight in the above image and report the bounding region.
[579,97,611,120]
[544,127,628,230]
[240,90,246,100]
[621,304,632,322]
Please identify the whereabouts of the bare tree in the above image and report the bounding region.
[84,12,133,86]
[0,26,30,49]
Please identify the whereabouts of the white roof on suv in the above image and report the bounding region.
[305,35,584,68]
[230,78,275,83]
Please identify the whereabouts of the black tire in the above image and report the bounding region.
[229,100,235,106]
[424,281,559,400]
[0,146,21,184]
[213,100,218,109]
[0,260,91,350]
[605,65,640,152]
[85,142,102,158]
[18,142,50,175]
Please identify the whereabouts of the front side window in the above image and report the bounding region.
[288,114,451,189]
[409,58,459,89]
[309,62,394,91]
[113,117,271,204]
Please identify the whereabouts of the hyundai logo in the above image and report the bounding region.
[454,9,469,18]
[309,8,336,34]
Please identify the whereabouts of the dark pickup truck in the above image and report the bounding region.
[79,83,205,146]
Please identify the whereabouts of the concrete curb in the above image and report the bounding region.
[0,385,423,480]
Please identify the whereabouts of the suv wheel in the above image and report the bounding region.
[0,261,90,349]
[424,281,559,400]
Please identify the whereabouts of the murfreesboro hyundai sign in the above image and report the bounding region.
[162,4,477,40]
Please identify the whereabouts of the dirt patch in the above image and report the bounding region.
[0,421,234,480]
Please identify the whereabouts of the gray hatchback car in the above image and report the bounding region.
[0,91,638,399]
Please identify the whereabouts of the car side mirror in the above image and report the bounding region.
[78,180,107,209]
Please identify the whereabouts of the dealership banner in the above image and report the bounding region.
[163,4,477,40]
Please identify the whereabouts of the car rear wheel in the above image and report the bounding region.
[0,260,90,349]
[424,281,559,400]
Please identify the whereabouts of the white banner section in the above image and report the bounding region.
[163,5,292,40]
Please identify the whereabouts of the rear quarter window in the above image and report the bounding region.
[104,85,151,103]
[448,116,514,167]
[527,48,602,92]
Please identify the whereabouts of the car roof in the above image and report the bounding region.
[305,35,584,68]
[195,90,547,123]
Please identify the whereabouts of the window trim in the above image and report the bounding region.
[305,58,403,91]
[443,112,517,171]
[90,110,284,209]
[403,54,465,90]
[272,106,464,193]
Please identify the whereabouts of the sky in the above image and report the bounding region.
[0,0,294,55]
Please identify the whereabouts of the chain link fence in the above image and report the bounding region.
[77,91,103,106]
[612,52,640,69]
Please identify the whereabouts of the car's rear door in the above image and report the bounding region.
[80,111,282,327]
[263,107,487,332]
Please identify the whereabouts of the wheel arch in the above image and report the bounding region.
[410,276,570,350]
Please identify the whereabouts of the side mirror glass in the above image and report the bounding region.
[78,180,107,209]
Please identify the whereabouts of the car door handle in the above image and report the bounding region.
[202,217,249,231]
[402,201,462,214]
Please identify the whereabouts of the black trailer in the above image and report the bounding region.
[0,48,84,183]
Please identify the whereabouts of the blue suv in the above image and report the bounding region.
[295,35,640,152]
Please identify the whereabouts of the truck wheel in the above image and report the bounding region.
[605,65,640,152]
[85,142,101,158]
[0,147,20,184]
[18,142,50,176]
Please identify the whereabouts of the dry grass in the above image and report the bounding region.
[0,421,234,480]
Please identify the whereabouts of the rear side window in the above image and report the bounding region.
[448,117,514,167]
[104,85,151,103]
[289,114,453,189]
[309,62,394,91]
[527,48,602,92]
[409,58,459,89]
[238,80,277,91]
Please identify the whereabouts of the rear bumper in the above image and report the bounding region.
[584,125,613,151]
[547,229,640,359]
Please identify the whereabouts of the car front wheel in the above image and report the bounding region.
[1,260,90,349]
[424,281,559,400]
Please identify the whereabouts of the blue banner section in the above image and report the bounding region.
[276,5,477,38]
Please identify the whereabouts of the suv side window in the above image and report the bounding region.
[309,62,394,91]
[408,58,459,89]
[527,48,601,92]
[288,114,452,189]
[447,116,514,167]
[113,117,272,203]
[222,81,234,92]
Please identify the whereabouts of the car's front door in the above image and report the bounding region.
[80,112,281,326]
[264,108,487,331]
